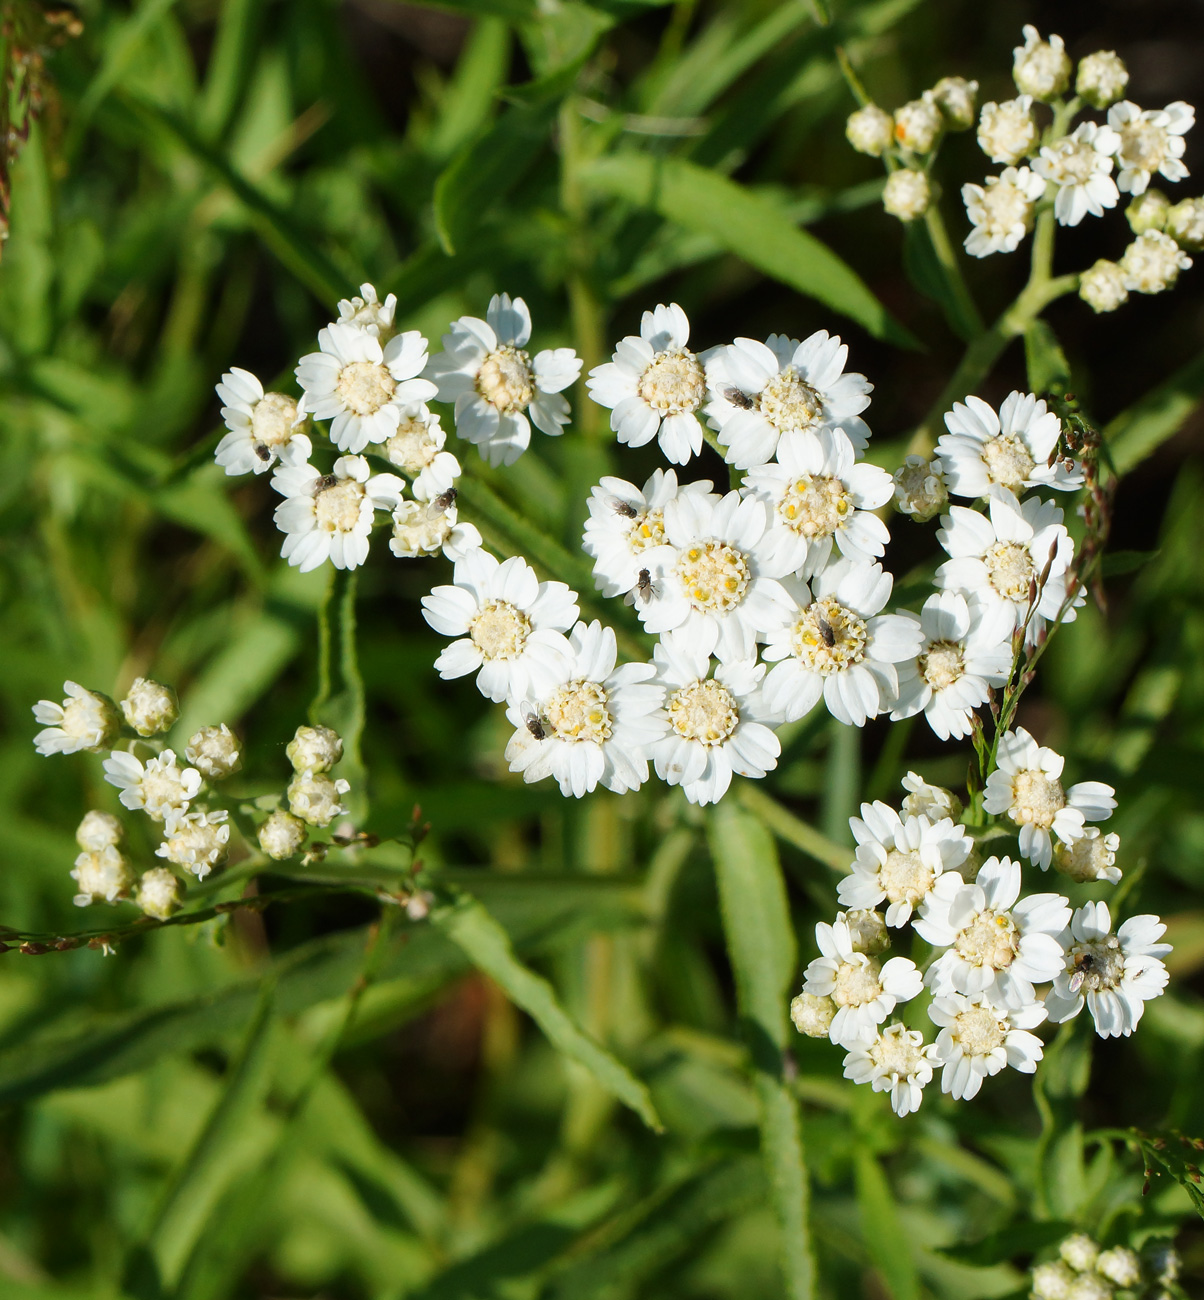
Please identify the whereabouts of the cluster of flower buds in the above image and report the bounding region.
[1030,1231,1178,1300]
[257,724,351,860]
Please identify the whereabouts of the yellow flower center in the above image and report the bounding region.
[336,360,396,416]
[1119,120,1170,173]
[951,1004,1006,1054]
[920,640,965,691]
[758,366,824,434]
[668,679,739,746]
[544,679,612,744]
[1010,769,1066,828]
[314,479,366,533]
[676,540,750,614]
[984,541,1034,602]
[790,597,867,674]
[637,349,706,414]
[384,415,439,471]
[476,347,534,413]
[250,392,300,446]
[955,910,1018,970]
[981,433,1036,489]
[832,955,883,1008]
[778,474,852,537]
[877,849,935,905]
[470,600,530,661]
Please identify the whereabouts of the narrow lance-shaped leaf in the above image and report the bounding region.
[853,1149,921,1300]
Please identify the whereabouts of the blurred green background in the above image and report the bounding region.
[1,0,1203,1296]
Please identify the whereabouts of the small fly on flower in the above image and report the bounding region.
[609,496,638,519]
[254,442,272,463]
[1069,950,1099,994]
[816,610,837,648]
[625,568,658,607]
[521,705,547,741]
[314,473,339,492]
[719,384,756,410]
[431,487,457,512]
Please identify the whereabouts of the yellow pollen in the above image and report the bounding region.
[954,910,1018,970]
[668,679,739,746]
[984,540,1034,602]
[627,508,666,554]
[675,540,750,614]
[791,598,867,674]
[778,474,851,537]
[544,679,612,744]
[758,366,824,433]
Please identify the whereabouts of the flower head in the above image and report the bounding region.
[390,494,481,561]
[882,168,930,221]
[214,369,310,476]
[1166,195,1204,249]
[938,391,1081,498]
[977,96,1037,165]
[156,809,230,880]
[1096,1247,1140,1289]
[259,809,307,860]
[962,167,1046,258]
[288,769,350,828]
[1079,259,1129,313]
[1053,828,1121,884]
[185,724,242,781]
[1031,1260,1076,1300]
[931,76,978,131]
[894,95,943,154]
[1033,122,1121,227]
[76,810,122,852]
[120,677,179,737]
[103,750,202,831]
[1012,26,1071,102]
[928,991,1046,1100]
[893,455,947,521]
[70,845,133,906]
[1120,229,1193,293]
[1077,51,1129,109]
[1060,1235,1100,1274]
[846,104,894,156]
[1107,100,1194,196]
[335,282,397,338]
[901,773,962,822]
[137,867,183,921]
[287,724,343,773]
[790,992,836,1038]
[1127,187,1171,233]
[33,681,120,756]
[844,1022,938,1116]
[381,404,461,500]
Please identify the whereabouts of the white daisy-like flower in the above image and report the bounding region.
[155,809,230,880]
[743,428,893,577]
[389,494,482,561]
[760,560,924,728]
[901,772,963,822]
[296,323,437,454]
[586,302,708,465]
[1012,25,1071,102]
[915,855,1071,1010]
[891,591,1015,741]
[380,404,461,500]
[1044,902,1171,1038]
[977,95,1037,165]
[335,282,397,337]
[1033,122,1122,227]
[704,332,871,471]
[421,549,578,704]
[961,166,1046,257]
[803,914,924,1048]
[649,632,780,807]
[928,992,1046,1100]
[582,469,718,601]
[1053,828,1122,884]
[633,489,794,662]
[935,488,1076,645]
[982,727,1116,869]
[102,750,202,831]
[1107,100,1194,196]
[504,620,665,798]
[838,800,973,926]
[32,681,120,756]
[426,294,581,467]
[272,454,404,573]
[214,369,311,476]
[843,1022,938,1117]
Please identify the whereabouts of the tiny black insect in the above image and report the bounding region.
[720,385,755,410]
[315,473,339,492]
[816,611,837,648]
[523,709,547,741]
[1068,951,1099,994]
[610,497,638,519]
[432,487,458,512]
[253,442,272,463]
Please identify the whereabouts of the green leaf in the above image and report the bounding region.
[1106,348,1204,476]
[431,889,662,1130]
[1025,318,1071,397]
[424,18,511,161]
[581,153,919,348]
[1101,548,1159,577]
[853,1151,921,1300]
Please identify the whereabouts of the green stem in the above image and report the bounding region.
[923,199,984,339]
[310,566,335,723]
[736,785,850,873]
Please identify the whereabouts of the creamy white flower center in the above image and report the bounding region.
[832,955,883,1008]
[984,540,1034,602]
[982,433,1036,488]
[337,360,396,416]
[1067,935,1124,992]
[627,508,666,554]
[1052,139,1102,185]
[392,501,452,556]
[871,1025,926,1077]
[314,479,367,533]
[758,366,824,433]
[951,1004,1005,1055]
[638,349,705,414]
[1010,768,1066,827]
[878,849,936,905]
[250,392,300,446]
[544,679,612,744]
[778,474,851,537]
[676,540,750,614]
[845,907,890,954]
[62,695,106,740]
[668,679,739,746]
[1119,121,1170,173]
[977,181,1033,234]
[955,910,1018,970]
[384,415,439,471]
[1055,832,1117,882]
[139,765,191,817]
[477,347,534,413]
[920,639,966,691]
[980,104,1036,160]
[470,600,530,661]
[791,597,867,673]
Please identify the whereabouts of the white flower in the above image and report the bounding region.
[743,428,893,577]
[380,404,461,500]
[982,727,1116,869]
[1166,195,1204,248]
[335,282,397,337]
[1060,1235,1100,1274]
[272,454,404,573]
[288,769,350,827]
[803,914,923,1048]
[843,1022,938,1117]
[893,95,943,154]
[586,303,707,465]
[938,391,1082,499]
[1012,25,1071,101]
[1107,100,1194,195]
[704,332,871,470]
[846,104,894,156]
[916,855,1071,1009]
[838,800,972,926]
[790,992,837,1037]
[633,489,794,662]
[389,494,482,561]
[1053,828,1121,884]
[1096,1247,1141,1289]
[137,867,183,921]
[1031,1260,1076,1300]
[156,809,230,880]
[1128,187,1172,233]
[582,468,717,601]
[1079,259,1129,313]
[32,681,120,755]
[900,772,963,822]
[929,992,1046,1100]
[931,77,978,131]
[891,592,1014,741]
[843,907,890,954]
[760,560,924,728]
[649,632,780,806]
[70,845,133,906]
[935,488,1076,645]
[1120,229,1193,293]
[120,677,178,737]
[892,455,947,522]
[421,549,578,703]
[1033,122,1121,226]
[882,168,930,221]
[296,323,437,453]
[258,809,307,860]
[504,621,665,798]
[962,166,1046,257]
[76,810,122,852]
[102,750,202,831]
[1077,51,1129,109]
[185,724,242,781]
[426,294,581,467]
[214,369,310,476]
[1044,902,1171,1038]
[977,95,1037,165]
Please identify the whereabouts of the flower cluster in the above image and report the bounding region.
[1029,1231,1180,1300]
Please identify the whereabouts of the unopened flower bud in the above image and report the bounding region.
[70,845,133,906]
[883,168,930,221]
[845,104,894,157]
[390,500,457,558]
[1165,196,1204,250]
[258,808,308,860]
[288,770,351,827]
[1053,828,1121,883]
[893,455,947,521]
[1013,25,1071,102]
[1059,1234,1100,1274]
[136,867,183,921]
[32,681,121,755]
[286,724,344,774]
[1120,230,1192,294]
[120,677,179,737]
[931,76,978,130]
[1079,259,1129,313]
[185,724,242,781]
[1065,1275,1111,1300]
[1127,188,1170,234]
[894,94,943,154]
[156,810,230,880]
[978,96,1037,165]
[76,809,123,852]
[1095,1247,1140,1288]
[336,283,397,340]
[790,992,836,1038]
[844,908,890,955]
[406,890,435,921]
[900,772,963,821]
[1076,50,1129,109]
[1030,1260,1075,1300]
